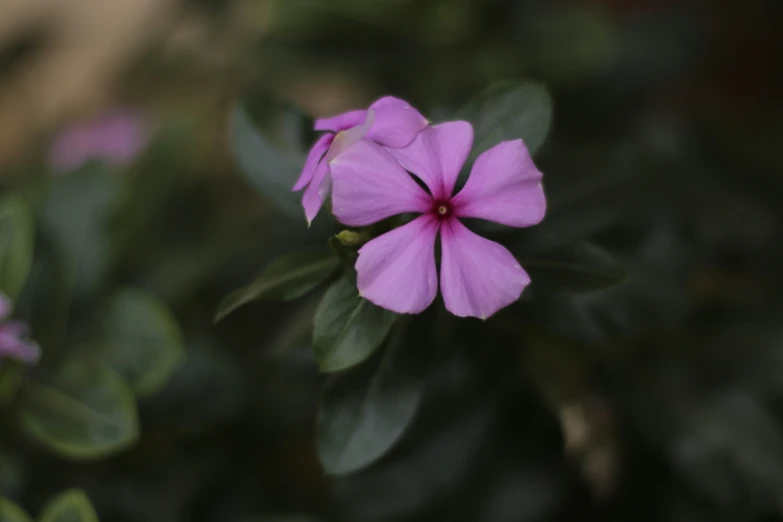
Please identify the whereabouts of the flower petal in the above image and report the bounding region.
[95,110,148,163]
[385,121,473,200]
[293,133,334,191]
[356,215,439,314]
[314,109,368,132]
[49,109,147,173]
[302,159,331,224]
[0,334,40,364]
[49,127,94,173]
[324,110,375,161]
[365,96,429,148]
[0,321,29,338]
[451,139,546,228]
[440,218,529,319]
[330,140,431,226]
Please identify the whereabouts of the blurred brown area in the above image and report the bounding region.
[0,0,381,175]
[0,0,211,170]
[0,0,190,168]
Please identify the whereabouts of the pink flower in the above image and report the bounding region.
[292,96,428,225]
[329,122,546,319]
[49,109,148,174]
[0,294,40,365]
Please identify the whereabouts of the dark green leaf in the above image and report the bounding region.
[456,81,553,166]
[522,241,627,294]
[229,97,312,221]
[0,449,23,499]
[313,276,398,373]
[145,339,246,432]
[216,249,339,321]
[0,194,34,300]
[38,490,98,522]
[12,229,68,353]
[0,361,25,405]
[40,164,123,297]
[97,289,185,397]
[20,362,138,460]
[0,497,31,522]
[317,320,426,475]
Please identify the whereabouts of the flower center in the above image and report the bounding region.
[433,200,451,219]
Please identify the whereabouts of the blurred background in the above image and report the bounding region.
[0,0,782,521]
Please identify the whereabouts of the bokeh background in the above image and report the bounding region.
[1,0,782,521]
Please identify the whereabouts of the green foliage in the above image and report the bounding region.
[0,497,32,522]
[522,241,627,294]
[39,164,123,297]
[20,362,139,460]
[0,194,34,300]
[456,81,553,165]
[317,320,426,475]
[38,490,98,522]
[96,289,185,397]
[313,275,398,373]
[0,362,25,405]
[216,249,339,321]
[229,97,313,222]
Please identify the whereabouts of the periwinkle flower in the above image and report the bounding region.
[292,96,428,224]
[0,294,40,365]
[329,121,546,319]
[49,109,148,174]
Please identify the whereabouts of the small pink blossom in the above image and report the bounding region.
[49,109,148,174]
[292,96,428,224]
[0,294,39,365]
[329,122,546,319]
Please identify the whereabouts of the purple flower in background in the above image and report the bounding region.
[329,122,546,319]
[292,96,428,225]
[0,294,40,365]
[49,109,148,174]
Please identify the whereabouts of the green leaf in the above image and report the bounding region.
[317,320,426,475]
[38,490,98,522]
[20,362,139,460]
[40,164,123,297]
[522,241,627,294]
[97,289,185,397]
[313,276,398,373]
[229,96,312,221]
[0,449,24,501]
[148,339,245,432]
[0,194,34,300]
[0,361,25,405]
[456,81,553,166]
[0,497,32,522]
[216,249,339,321]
